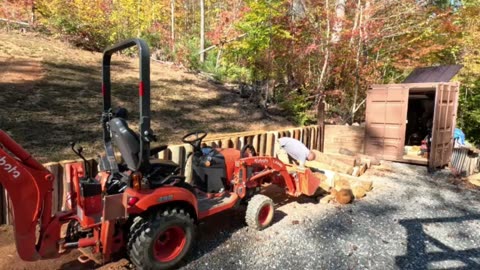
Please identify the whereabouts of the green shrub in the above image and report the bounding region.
[279,91,315,126]
[458,81,480,146]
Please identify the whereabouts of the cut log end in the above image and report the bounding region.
[332,188,354,204]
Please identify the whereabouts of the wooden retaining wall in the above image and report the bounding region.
[0,125,322,225]
[323,125,365,154]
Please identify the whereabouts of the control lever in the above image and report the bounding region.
[70,142,92,178]
[143,129,157,142]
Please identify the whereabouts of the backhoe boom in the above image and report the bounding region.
[0,130,58,261]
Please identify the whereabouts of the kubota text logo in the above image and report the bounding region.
[0,156,20,179]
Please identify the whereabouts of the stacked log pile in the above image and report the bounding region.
[305,150,377,205]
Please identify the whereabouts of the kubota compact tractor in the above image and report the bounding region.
[0,39,324,270]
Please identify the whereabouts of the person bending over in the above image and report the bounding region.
[277,137,316,167]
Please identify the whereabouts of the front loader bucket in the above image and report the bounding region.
[297,169,322,196]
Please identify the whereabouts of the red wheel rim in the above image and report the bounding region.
[153,226,186,262]
[258,204,272,226]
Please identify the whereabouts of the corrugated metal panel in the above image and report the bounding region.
[403,65,463,83]
[451,148,480,176]
[365,86,409,160]
[429,83,459,170]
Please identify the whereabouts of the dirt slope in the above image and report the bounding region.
[0,30,293,163]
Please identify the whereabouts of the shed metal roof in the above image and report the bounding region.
[403,65,463,83]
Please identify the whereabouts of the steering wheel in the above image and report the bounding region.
[182,131,208,151]
[241,144,257,158]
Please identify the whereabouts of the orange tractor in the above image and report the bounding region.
[0,39,323,269]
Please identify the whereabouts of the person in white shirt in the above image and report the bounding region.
[277,137,316,167]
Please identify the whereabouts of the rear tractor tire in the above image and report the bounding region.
[245,194,274,230]
[128,208,195,270]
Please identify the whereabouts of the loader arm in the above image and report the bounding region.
[236,156,321,197]
[0,130,56,261]
[236,156,297,195]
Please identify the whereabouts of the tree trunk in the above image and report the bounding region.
[331,0,346,44]
[317,96,325,152]
[318,0,330,89]
[171,0,175,53]
[137,0,141,37]
[215,48,222,69]
[30,0,36,26]
[351,5,363,123]
[291,0,307,20]
[316,0,331,152]
[349,0,361,47]
[200,0,205,63]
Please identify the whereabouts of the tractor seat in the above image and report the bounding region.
[109,117,183,186]
[109,117,140,171]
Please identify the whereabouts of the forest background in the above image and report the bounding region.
[1,0,479,144]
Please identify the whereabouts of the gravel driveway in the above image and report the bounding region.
[179,162,480,270]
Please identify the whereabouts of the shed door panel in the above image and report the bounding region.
[429,83,459,169]
[365,87,409,160]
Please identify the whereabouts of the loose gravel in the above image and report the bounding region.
[178,162,480,270]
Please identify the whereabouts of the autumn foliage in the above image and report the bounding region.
[1,0,479,142]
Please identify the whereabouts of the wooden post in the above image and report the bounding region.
[317,95,325,152]
[265,132,275,156]
[44,163,61,213]
[252,135,259,155]
[184,144,193,183]
[169,145,182,167]
[60,160,77,211]
[7,193,13,225]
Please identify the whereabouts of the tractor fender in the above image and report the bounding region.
[124,186,198,220]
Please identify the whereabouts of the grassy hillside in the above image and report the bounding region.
[0,31,293,163]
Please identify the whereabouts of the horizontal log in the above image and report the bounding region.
[306,160,353,175]
[314,170,373,199]
[0,18,30,26]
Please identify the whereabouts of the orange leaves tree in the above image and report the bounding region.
[14,0,471,128]
[221,0,463,124]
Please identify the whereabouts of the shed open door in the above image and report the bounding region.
[365,85,409,160]
[429,83,460,170]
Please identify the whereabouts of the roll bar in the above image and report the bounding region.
[101,38,153,171]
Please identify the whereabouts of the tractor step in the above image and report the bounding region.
[197,192,238,217]
[78,247,103,265]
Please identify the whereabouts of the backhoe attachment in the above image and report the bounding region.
[0,130,57,261]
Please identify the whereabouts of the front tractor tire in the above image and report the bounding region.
[245,194,274,230]
[128,208,195,270]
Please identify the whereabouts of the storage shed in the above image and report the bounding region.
[365,68,461,171]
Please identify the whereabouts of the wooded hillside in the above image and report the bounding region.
[1,0,479,144]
